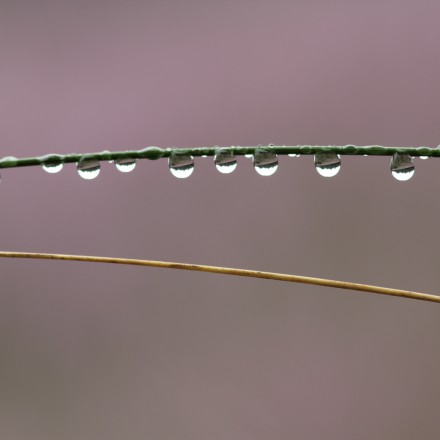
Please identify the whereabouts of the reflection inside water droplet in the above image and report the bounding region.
[288,154,299,157]
[390,153,414,181]
[115,158,137,173]
[169,153,194,178]
[314,152,341,177]
[419,156,428,160]
[42,163,63,174]
[214,150,237,174]
[77,159,101,180]
[253,149,278,176]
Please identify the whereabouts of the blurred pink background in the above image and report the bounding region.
[1,0,440,438]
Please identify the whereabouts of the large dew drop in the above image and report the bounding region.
[77,159,101,180]
[115,158,137,173]
[214,150,237,174]
[42,163,63,174]
[169,153,194,178]
[253,149,278,176]
[390,153,414,181]
[314,152,341,177]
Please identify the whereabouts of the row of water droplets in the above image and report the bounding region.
[42,157,137,179]
[169,150,418,180]
[168,148,340,178]
[40,149,426,181]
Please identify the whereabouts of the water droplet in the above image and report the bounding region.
[314,152,341,177]
[169,153,194,178]
[115,158,137,173]
[77,159,101,180]
[0,156,17,162]
[390,153,414,181]
[42,163,63,174]
[214,150,237,174]
[253,149,278,176]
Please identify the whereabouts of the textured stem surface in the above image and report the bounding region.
[0,145,438,169]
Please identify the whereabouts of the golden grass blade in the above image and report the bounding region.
[0,251,438,303]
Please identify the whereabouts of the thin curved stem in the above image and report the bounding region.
[0,145,438,169]
[0,251,438,303]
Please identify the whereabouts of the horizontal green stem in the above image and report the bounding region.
[0,251,438,303]
[0,145,437,169]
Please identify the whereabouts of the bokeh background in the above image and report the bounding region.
[1,0,440,438]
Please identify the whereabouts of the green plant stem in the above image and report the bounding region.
[0,251,438,303]
[0,145,438,169]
